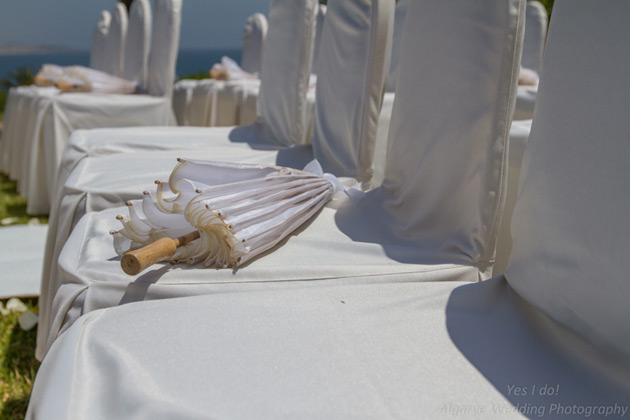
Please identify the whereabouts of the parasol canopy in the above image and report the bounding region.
[34,64,139,94]
[112,159,353,273]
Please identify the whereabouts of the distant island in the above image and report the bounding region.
[0,44,81,55]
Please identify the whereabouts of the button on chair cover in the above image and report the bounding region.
[101,3,128,77]
[122,0,152,87]
[241,13,267,74]
[39,0,523,358]
[506,0,630,359]
[146,0,181,98]
[89,10,112,73]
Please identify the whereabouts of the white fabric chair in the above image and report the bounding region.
[513,1,548,120]
[122,0,152,87]
[15,0,181,215]
[26,3,630,417]
[0,7,123,179]
[241,13,267,74]
[38,0,521,359]
[506,0,630,359]
[385,0,407,93]
[36,0,321,359]
[522,0,547,75]
[101,3,128,77]
[89,10,112,73]
[37,0,393,359]
[311,4,326,75]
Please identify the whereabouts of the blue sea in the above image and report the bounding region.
[0,48,242,84]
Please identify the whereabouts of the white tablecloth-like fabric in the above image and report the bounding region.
[21,92,176,215]
[506,0,630,359]
[45,198,481,357]
[28,278,630,419]
[37,0,523,358]
[0,225,48,298]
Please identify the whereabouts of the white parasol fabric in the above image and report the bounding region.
[113,160,348,270]
[209,56,258,82]
[34,65,139,94]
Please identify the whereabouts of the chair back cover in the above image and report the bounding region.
[89,10,111,72]
[102,3,128,77]
[146,0,182,97]
[311,0,394,186]
[506,0,630,358]
[385,0,407,92]
[521,0,547,74]
[256,0,318,146]
[241,13,267,74]
[310,4,327,75]
[122,0,152,86]
[378,0,524,270]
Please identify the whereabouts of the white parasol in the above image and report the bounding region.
[34,65,138,94]
[112,159,352,274]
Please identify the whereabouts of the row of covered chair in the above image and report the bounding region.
[25,0,630,417]
[0,0,181,215]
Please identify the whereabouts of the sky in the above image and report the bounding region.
[0,0,271,51]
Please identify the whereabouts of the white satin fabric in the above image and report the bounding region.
[385,0,407,93]
[28,278,630,419]
[36,0,392,359]
[102,3,128,77]
[89,10,111,73]
[311,0,394,187]
[241,13,267,74]
[0,225,48,298]
[311,4,326,75]
[256,0,317,146]
[146,0,181,98]
[506,0,630,359]
[6,0,181,215]
[513,2,548,120]
[122,0,152,87]
[522,1,547,75]
[38,0,523,358]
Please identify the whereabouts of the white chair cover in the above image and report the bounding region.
[38,0,523,358]
[89,10,111,72]
[256,0,318,146]
[27,277,630,419]
[146,0,182,98]
[385,0,407,93]
[35,0,320,359]
[311,0,394,186]
[240,13,267,74]
[372,0,523,267]
[506,0,630,359]
[310,4,326,75]
[122,0,152,86]
[101,3,128,77]
[521,0,547,74]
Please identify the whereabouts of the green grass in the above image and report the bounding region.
[0,173,48,225]
[0,299,40,419]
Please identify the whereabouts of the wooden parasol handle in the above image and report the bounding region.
[121,231,200,275]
